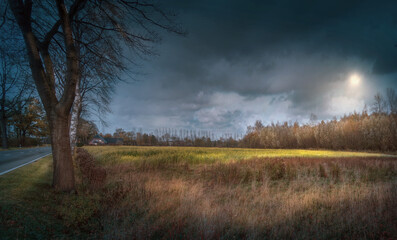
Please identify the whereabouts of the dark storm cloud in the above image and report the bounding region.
[105,0,397,133]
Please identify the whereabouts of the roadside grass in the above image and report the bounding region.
[1,146,396,239]
[0,156,102,239]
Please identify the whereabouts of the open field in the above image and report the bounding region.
[1,146,396,239]
[88,146,391,164]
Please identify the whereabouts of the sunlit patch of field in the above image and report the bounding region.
[86,146,390,166]
[1,147,396,239]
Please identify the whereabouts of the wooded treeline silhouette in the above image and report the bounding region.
[241,89,397,151]
[82,89,397,151]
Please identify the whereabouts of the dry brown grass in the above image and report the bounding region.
[76,148,107,190]
[86,153,397,240]
[2,147,394,239]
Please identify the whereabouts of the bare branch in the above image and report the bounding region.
[0,2,7,29]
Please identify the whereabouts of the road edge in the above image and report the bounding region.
[0,153,52,176]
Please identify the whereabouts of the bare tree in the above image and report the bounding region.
[8,0,182,191]
[386,88,397,114]
[0,2,7,29]
[0,51,32,149]
[310,113,318,125]
[0,9,33,149]
[69,17,123,154]
[371,92,386,114]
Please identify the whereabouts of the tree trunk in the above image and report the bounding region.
[21,130,26,147]
[69,80,81,154]
[9,0,79,192]
[1,73,7,149]
[0,115,7,149]
[50,113,75,191]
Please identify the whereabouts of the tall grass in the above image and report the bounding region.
[1,147,396,239]
[88,146,397,239]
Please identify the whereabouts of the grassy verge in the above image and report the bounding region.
[0,156,102,239]
[1,146,396,239]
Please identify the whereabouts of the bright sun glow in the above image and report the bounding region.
[349,74,361,86]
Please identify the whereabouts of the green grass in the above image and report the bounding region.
[0,156,102,239]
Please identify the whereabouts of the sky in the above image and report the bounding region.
[103,0,397,134]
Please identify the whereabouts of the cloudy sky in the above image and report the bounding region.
[103,0,397,134]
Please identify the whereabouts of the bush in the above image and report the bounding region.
[75,148,107,189]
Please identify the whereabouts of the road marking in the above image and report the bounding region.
[0,153,52,176]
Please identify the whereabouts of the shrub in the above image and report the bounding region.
[76,148,107,189]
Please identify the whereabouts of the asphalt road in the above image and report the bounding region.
[0,146,52,176]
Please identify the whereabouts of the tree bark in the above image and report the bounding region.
[70,80,81,154]
[21,130,27,146]
[0,115,7,149]
[50,113,75,191]
[1,71,7,149]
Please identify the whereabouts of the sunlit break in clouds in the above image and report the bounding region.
[103,0,397,134]
[349,73,361,87]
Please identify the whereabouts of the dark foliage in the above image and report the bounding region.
[75,148,106,190]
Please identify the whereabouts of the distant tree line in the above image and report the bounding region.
[0,98,49,147]
[79,88,397,152]
[241,88,397,152]
[79,127,241,148]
